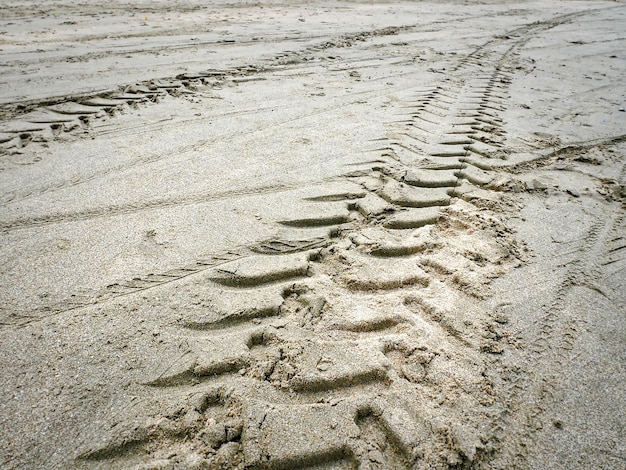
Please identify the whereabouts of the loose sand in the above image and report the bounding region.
[1,1,624,469]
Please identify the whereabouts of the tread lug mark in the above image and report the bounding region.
[333,253,431,291]
[381,337,437,384]
[181,287,285,331]
[22,110,81,124]
[81,97,127,107]
[251,237,330,255]
[278,209,352,228]
[146,335,251,387]
[208,253,312,287]
[303,191,368,202]
[243,402,359,469]
[355,193,394,219]
[349,226,438,257]
[287,341,391,392]
[403,168,459,188]
[327,311,406,333]
[383,207,442,230]
[454,166,495,186]
[79,388,244,467]
[379,179,451,208]
[46,102,104,115]
[356,398,428,468]
[404,294,476,346]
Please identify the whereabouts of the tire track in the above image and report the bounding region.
[0,62,426,208]
[1,8,588,156]
[0,12,578,209]
[2,234,337,329]
[18,10,603,468]
[75,14,550,466]
[0,26,411,156]
[494,169,625,467]
[79,171,514,468]
[0,180,315,232]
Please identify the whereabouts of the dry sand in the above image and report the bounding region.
[0,1,624,469]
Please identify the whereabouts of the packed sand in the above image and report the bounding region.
[0,1,624,469]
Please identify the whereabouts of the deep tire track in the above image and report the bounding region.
[70,11,594,469]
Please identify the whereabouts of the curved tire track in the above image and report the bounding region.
[70,12,594,469]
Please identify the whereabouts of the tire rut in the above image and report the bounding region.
[69,11,586,469]
[0,26,411,156]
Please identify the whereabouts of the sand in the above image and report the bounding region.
[0,1,624,469]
